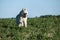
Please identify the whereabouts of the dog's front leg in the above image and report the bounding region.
[23,18,27,27]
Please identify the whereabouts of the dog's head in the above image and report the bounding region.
[22,8,28,18]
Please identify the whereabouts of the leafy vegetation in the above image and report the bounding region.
[0,15,60,40]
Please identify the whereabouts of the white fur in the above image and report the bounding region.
[19,17,27,27]
[16,8,28,27]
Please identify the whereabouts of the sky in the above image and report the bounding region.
[0,0,60,18]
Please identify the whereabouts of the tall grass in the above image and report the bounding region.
[0,15,60,40]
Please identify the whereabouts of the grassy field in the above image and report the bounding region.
[0,15,60,40]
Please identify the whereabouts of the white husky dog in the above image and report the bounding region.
[16,8,28,27]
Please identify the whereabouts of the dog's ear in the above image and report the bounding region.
[23,8,28,14]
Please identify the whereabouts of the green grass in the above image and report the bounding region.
[0,15,60,40]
